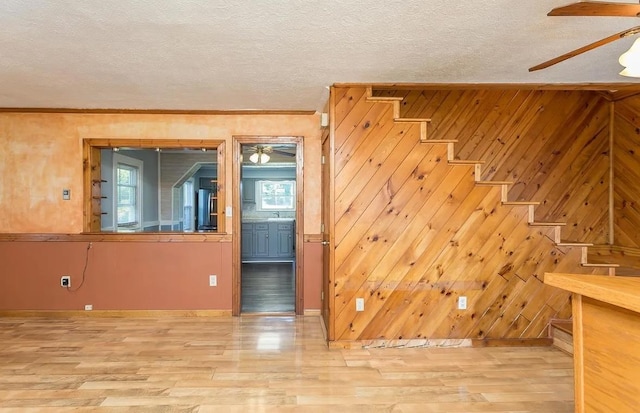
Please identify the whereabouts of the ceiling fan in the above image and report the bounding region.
[244,145,295,164]
[529,1,640,74]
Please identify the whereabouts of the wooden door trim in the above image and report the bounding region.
[326,87,337,341]
[232,136,305,316]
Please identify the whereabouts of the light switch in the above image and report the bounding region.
[62,189,71,200]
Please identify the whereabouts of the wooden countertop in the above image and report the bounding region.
[545,273,640,314]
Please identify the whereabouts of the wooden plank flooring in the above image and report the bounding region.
[0,316,574,412]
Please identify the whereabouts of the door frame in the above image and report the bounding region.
[322,87,336,341]
[232,136,304,316]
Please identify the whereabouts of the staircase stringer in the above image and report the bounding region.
[365,86,620,276]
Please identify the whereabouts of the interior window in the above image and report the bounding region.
[84,140,225,233]
[256,180,296,211]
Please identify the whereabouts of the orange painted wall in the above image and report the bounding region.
[303,242,323,310]
[0,241,232,310]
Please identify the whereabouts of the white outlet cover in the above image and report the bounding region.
[458,296,467,310]
[355,298,365,312]
[84,304,93,311]
[209,275,217,287]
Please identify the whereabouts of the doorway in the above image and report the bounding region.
[232,137,304,315]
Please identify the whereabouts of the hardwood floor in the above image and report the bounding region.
[0,316,574,412]
[241,262,295,313]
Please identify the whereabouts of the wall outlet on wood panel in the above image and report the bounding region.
[84,304,92,311]
[209,275,217,287]
[60,276,70,288]
[355,298,365,312]
[458,296,467,310]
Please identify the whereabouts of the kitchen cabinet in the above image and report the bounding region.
[253,223,270,257]
[275,223,294,257]
[242,179,255,204]
[241,220,295,260]
[241,225,253,259]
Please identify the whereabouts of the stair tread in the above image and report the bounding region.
[476,181,513,185]
[551,320,573,335]
[502,201,540,206]
[449,160,485,164]
[366,96,403,101]
[529,222,567,226]
[394,118,432,122]
[556,242,594,247]
[582,262,620,267]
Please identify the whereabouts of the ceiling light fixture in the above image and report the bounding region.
[249,147,270,164]
[619,38,640,77]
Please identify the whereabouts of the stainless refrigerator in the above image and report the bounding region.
[197,189,217,231]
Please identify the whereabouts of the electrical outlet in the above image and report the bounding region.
[209,275,217,287]
[60,276,70,288]
[458,296,468,310]
[62,189,71,200]
[355,298,365,312]
[84,304,93,311]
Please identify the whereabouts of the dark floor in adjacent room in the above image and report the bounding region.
[241,262,295,313]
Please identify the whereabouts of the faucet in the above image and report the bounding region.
[273,211,280,218]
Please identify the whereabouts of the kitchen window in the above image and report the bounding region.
[256,180,296,211]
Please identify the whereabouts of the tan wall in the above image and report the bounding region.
[329,87,611,342]
[0,112,322,234]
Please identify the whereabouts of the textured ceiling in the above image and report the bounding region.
[0,0,639,111]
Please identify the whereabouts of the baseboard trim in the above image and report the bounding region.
[304,309,321,316]
[0,310,232,318]
[329,338,472,350]
[472,338,553,347]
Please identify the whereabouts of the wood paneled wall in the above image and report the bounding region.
[613,95,640,249]
[330,87,611,342]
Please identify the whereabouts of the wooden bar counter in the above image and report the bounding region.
[545,273,640,413]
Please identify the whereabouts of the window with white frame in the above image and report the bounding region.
[256,180,296,211]
[114,153,143,230]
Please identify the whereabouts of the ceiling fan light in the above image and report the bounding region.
[260,153,270,164]
[620,67,640,78]
[249,152,260,163]
[619,38,640,76]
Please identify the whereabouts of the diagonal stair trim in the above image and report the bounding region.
[366,85,620,276]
